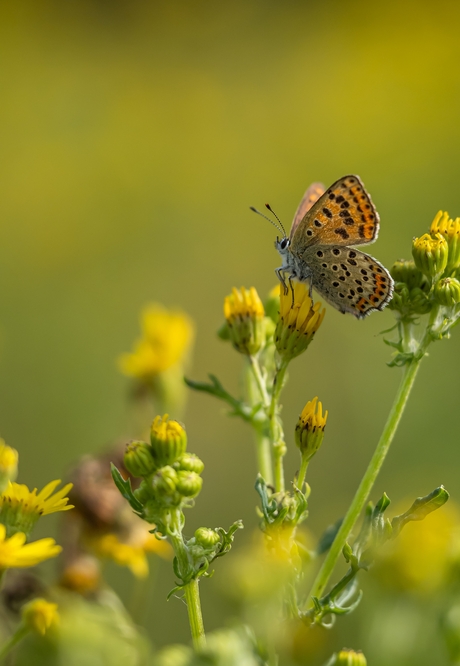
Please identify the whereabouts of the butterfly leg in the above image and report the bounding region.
[275,267,289,295]
[289,274,296,308]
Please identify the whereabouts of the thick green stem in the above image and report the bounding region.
[248,355,270,407]
[269,360,289,492]
[255,430,274,486]
[184,579,206,652]
[307,354,423,603]
[0,624,29,661]
[170,533,206,651]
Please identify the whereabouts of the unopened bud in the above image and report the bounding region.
[412,233,448,278]
[434,277,460,307]
[391,259,427,290]
[224,287,265,355]
[150,415,187,466]
[329,649,367,665]
[123,440,156,477]
[175,471,203,498]
[150,466,178,500]
[295,397,328,462]
[194,527,220,548]
[174,453,204,474]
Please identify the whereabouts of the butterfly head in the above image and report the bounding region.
[275,236,290,256]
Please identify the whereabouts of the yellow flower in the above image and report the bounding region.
[87,526,172,578]
[118,303,194,380]
[0,524,61,569]
[22,598,59,636]
[150,414,187,466]
[275,282,325,360]
[412,232,448,278]
[0,480,73,537]
[224,286,265,355]
[60,555,101,594]
[0,440,18,493]
[430,210,460,272]
[295,397,328,462]
[331,649,367,665]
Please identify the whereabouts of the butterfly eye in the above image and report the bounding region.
[279,238,289,250]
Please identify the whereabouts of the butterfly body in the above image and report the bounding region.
[275,175,394,319]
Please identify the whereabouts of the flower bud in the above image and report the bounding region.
[150,466,178,500]
[150,415,187,466]
[123,440,156,478]
[409,287,432,314]
[224,287,265,355]
[390,259,427,291]
[174,453,204,474]
[387,282,410,312]
[430,210,460,272]
[412,233,448,278]
[22,598,59,636]
[275,282,325,361]
[329,649,367,665]
[175,471,203,498]
[295,397,327,462]
[434,277,460,307]
[0,440,18,494]
[194,527,220,548]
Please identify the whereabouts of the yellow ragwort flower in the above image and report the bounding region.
[412,232,448,278]
[295,397,328,462]
[22,598,59,636]
[150,414,187,466]
[275,282,325,360]
[430,210,460,272]
[0,440,18,493]
[332,649,367,666]
[0,524,61,569]
[224,286,265,355]
[119,303,194,380]
[0,480,73,538]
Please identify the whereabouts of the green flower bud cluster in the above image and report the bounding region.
[122,415,204,523]
[388,260,432,318]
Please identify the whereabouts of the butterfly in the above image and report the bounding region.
[254,175,394,319]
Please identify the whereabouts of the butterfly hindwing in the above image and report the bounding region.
[301,244,393,318]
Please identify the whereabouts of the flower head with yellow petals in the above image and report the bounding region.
[430,210,460,272]
[0,524,61,570]
[119,303,194,381]
[22,598,59,636]
[275,282,325,360]
[224,287,265,356]
[0,480,73,538]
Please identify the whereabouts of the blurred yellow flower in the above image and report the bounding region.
[0,439,18,492]
[87,527,172,578]
[0,524,61,569]
[118,304,194,380]
[374,501,460,594]
[22,598,59,636]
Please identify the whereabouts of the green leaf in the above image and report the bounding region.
[392,486,450,537]
[317,519,343,555]
[110,464,143,514]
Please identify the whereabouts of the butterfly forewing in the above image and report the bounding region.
[301,244,393,318]
[290,175,380,251]
[290,182,325,240]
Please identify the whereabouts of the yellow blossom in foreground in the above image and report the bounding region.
[0,440,18,492]
[119,303,194,380]
[22,598,59,636]
[0,524,61,569]
[224,287,265,355]
[275,282,325,360]
[0,480,73,537]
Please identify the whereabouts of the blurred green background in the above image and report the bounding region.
[0,0,459,662]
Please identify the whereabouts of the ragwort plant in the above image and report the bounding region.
[109,209,460,664]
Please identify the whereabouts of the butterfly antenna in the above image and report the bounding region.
[249,206,284,236]
[265,204,287,237]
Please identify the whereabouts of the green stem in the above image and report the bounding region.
[255,430,274,486]
[248,355,270,407]
[307,353,424,603]
[0,624,29,661]
[297,456,309,492]
[269,360,289,492]
[170,533,206,651]
[184,579,206,652]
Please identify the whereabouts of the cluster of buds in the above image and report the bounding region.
[123,415,204,529]
[390,211,460,321]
